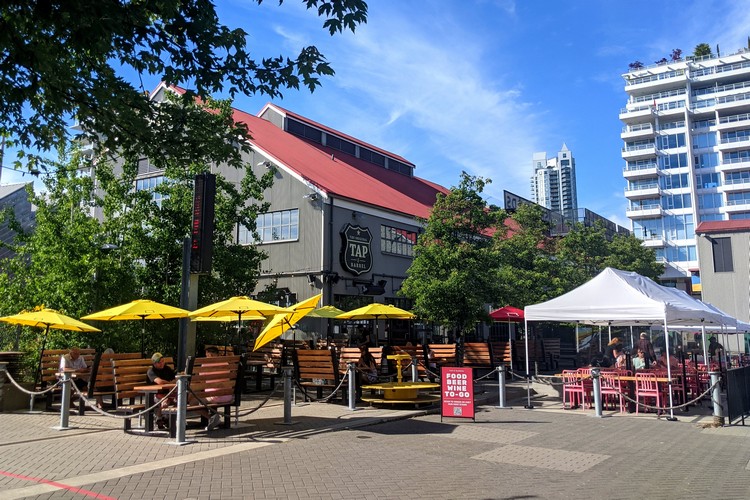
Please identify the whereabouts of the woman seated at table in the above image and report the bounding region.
[655,350,681,370]
[612,345,626,369]
[632,349,648,370]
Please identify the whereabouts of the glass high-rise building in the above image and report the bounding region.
[621,47,750,290]
[530,144,578,221]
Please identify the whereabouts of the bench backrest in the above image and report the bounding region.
[88,352,141,395]
[38,348,96,388]
[490,341,512,365]
[112,357,174,402]
[428,344,457,367]
[463,342,493,368]
[204,345,234,355]
[542,338,561,358]
[293,349,338,384]
[247,345,283,374]
[187,354,244,404]
[337,347,362,375]
[515,340,544,363]
[392,344,426,376]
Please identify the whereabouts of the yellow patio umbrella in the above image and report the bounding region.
[253,294,322,351]
[0,308,101,386]
[81,299,189,355]
[307,305,346,318]
[336,303,415,344]
[189,296,293,347]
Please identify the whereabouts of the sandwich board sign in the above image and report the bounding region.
[441,366,475,421]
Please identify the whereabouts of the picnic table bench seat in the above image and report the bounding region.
[293,349,341,401]
[163,354,244,437]
[112,357,174,430]
[37,348,95,410]
[82,352,141,414]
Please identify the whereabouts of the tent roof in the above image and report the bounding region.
[524,267,733,326]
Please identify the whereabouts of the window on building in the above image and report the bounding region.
[659,133,686,149]
[660,173,689,190]
[381,225,417,257]
[696,172,720,188]
[135,175,167,208]
[287,118,322,143]
[359,148,385,167]
[326,135,356,155]
[698,193,723,209]
[711,237,733,272]
[692,132,717,149]
[659,153,688,170]
[238,208,299,244]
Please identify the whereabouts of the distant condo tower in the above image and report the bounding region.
[620,46,750,290]
[530,144,578,220]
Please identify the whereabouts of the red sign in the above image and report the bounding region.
[441,367,474,419]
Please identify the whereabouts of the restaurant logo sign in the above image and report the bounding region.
[340,223,372,276]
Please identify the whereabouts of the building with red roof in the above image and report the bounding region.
[147,83,449,342]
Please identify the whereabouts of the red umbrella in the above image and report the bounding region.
[489,306,524,372]
[489,306,524,322]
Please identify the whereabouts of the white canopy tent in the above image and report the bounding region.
[523,267,735,418]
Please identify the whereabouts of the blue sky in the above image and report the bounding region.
[4,0,750,227]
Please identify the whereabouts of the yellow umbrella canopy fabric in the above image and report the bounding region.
[188,296,292,319]
[336,303,415,320]
[81,299,189,321]
[191,313,266,322]
[307,305,346,318]
[81,299,189,355]
[253,294,322,351]
[0,308,101,332]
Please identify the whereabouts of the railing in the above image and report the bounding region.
[721,135,750,145]
[622,123,654,133]
[626,183,659,191]
[620,104,654,114]
[717,93,750,105]
[623,143,655,152]
[725,177,750,185]
[727,197,750,206]
[724,155,750,164]
[693,99,716,109]
[720,113,750,125]
[623,162,658,171]
[628,204,661,212]
[693,80,750,97]
[626,69,685,86]
[634,88,686,103]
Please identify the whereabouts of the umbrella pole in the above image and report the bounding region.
[141,318,146,356]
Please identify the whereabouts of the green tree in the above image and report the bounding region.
[603,233,663,280]
[556,221,610,288]
[400,172,504,336]
[0,0,368,172]
[494,203,565,308]
[693,43,713,58]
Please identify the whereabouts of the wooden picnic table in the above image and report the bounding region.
[133,383,175,433]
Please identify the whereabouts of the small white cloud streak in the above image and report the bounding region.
[302,6,542,199]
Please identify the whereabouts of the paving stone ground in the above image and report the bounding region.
[1,379,748,499]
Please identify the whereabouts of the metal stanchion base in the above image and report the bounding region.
[665,416,678,421]
[274,421,298,426]
[51,426,78,431]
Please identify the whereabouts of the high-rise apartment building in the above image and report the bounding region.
[530,144,578,220]
[621,47,750,290]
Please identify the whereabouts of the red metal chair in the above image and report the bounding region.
[577,368,594,409]
[635,372,661,414]
[562,370,584,409]
[600,371,626,412]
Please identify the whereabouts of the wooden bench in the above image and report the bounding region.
[542,338,561,371]
[83,352,141,414]
[112,357,174,430]
[164,354,244,437]
[204,345,234,355]
[36,348,95,410]
[292,349,340,401]
[559,342,579,368]
[246,345,283,391]
[428,344,457,370]
[514,340,546,371]
[462,342,494,373]
[490,341,513,368]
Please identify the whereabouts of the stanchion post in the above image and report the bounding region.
[0,362,5,410]
[411,359,418,382]
[347,362,357,411]
[710,370,724,426]
[591,367,603,418]
[278,366,294,425]
[174,374,190,445]
[496,365,510,409]
[56,371,72,430]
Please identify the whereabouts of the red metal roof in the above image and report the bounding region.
[696,220,750,234]
[231,106,448,220]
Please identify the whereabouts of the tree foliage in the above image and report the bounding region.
[400,172,504,336]
[402,175,665,334]
[0,0,368,172]
[693,43,713,58]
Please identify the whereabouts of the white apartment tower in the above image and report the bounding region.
[530,144,578,220]
[621,47,750,289]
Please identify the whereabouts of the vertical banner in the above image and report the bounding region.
[441,366,475,420]
[190,172,216,274]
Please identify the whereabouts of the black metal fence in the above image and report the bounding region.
[726,365,750,425]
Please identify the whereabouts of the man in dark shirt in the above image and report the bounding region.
[636,333,656,366]
[147,352,176,429]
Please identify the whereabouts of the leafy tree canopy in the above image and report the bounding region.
[0,0,368,172]
[400,172,505,335]
[693,43,712,58]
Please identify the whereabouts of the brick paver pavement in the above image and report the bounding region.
[1,380,748,499]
